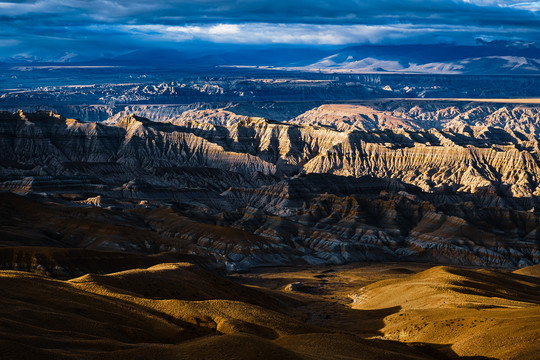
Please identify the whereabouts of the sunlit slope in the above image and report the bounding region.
[351,265,540,359]
[0,263,436,360]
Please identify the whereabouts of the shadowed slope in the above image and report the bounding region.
[0,246,205,278]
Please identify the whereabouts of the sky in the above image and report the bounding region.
[0,0,539,61]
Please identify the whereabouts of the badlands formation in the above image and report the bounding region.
[1,102,540,269]
[1,100,539,359]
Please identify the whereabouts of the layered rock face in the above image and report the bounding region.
[290,102,540,135]
[1,107,539,269]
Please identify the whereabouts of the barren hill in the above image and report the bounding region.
[0,261,442,360]
[351,265,540,359]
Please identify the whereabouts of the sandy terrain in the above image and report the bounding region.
[232,263,540,360]
[1,255,538,359]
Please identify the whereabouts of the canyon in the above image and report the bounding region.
[1,102,539,270]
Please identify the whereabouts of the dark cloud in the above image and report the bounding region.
[0,0,539,60]
[1,0,538,26]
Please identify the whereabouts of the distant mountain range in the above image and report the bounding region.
[293,41,540,74]
[300,54,540,74]
[3,40,540,75]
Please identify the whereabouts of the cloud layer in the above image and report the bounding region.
[0,0,539,60]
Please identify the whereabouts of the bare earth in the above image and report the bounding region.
[1,258,538,360]
[231,262,540,360]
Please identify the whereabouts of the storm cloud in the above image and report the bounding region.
[0,0,539,60]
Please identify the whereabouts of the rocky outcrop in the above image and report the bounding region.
[4,109,540,196]
[1,109,540,269]
[290,102,540,135]
[289,104,421,131]
[220,176,540,268]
